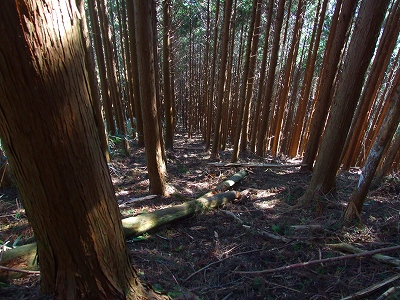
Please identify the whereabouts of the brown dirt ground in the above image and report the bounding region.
[0,132,399,299]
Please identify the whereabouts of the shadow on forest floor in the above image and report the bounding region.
[0,132,400,299]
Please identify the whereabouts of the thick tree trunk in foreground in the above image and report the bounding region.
[0,1,160,298]
[298,0,390,208]
[343,73,400,222]
[134,0,167,195]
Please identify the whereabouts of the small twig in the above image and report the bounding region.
[118,195,158,207]
[0,265,40,275]
[184,243,292,282]
[234,244,400,275]
[220,210,243,224]
[220,292,233,300]
[290,225,323,230]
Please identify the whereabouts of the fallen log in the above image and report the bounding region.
[122,190,240,238]
[1,171,246,279]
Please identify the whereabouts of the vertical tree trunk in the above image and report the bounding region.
[87,0,116,135]
[255,0,285,157]
[288,0,329,158]
[211,0,233,159]
[231,0,262,162]
[79,0,110,162]
[127,0,145,147]
[97,0,130,156]
[271,0,304,156]
[298,0,390,208]
[205,0,221,150]
[343,72,400,222]
[250,0,274,153]
[0,1,163,298]
[239,0,262,154]
[163,0,174,150]
[134,0,167,196]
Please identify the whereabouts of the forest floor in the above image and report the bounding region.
[0,132,399,299]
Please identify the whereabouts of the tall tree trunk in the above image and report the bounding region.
[134,0,167,196]
[205,0,221,150]
[250,0,274,153]
[343,71,400,222]
[80,0,110,162]
[127,0,145,147]
[163,0,174,150]
[271,0,304,156]
[239,0,262,154]
[231,0,262,162]
[0,1,163,298]
[298,0,390,208]
[211,0,234,159]
[288,0,329,158]
[300,0,356,171]
[97,0,129,155]
[202,0,211,141]
[255,0,285,157]
[87,0,116,135]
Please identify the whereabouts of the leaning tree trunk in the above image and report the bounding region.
[343,72,400,222]
[0,1,162,299]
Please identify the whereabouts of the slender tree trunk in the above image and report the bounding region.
[256,0,285,157]
[298,0,390,208]
[211,0,233,158]
[97,0,129,155]
[163,0,174,150]
[205,0,221,150]
[0,1,163,298]
[202,0,211,141]
[239,0,262,154]
[231,0,262,162]
[80,0,110,162]
[87,0,116,135]
[250,0,274,153]
[343,72,400,222]
[134,0,167,196]
[127,0,145,147]
[288,0,328,158]
[271,0,304,156]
